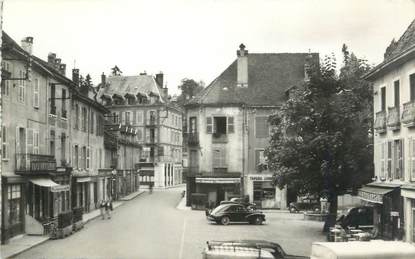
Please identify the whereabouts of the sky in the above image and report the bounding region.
[3,0,415,95]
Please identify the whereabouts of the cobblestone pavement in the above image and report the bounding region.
[13,189,324,259]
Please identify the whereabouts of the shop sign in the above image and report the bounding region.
[51,185,70,192]
[391,211,399,217]
[357,190,383,204]
[196,177,240,184]
[248,175,274,181]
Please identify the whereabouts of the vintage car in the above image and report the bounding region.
[336,206,373,230]
[206,203,265,225]
[220,197,257,210]
[289,196,320,213]
[310,241,415,259]
[202,240,308,259]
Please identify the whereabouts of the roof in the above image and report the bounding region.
[364,19,415,80]
[97,74,165,103]
[188,53,319,107]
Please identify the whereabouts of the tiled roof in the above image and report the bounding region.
[97,75,164,102]
[188,53,319,106]
[384,19,415,61]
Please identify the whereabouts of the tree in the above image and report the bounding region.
[176,78,205,106]
[265,45,373,232]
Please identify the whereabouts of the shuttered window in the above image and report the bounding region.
[410,138,415,181]
[255,116,269,138]
[380,142,386,179]
[137,111,144,124]
[227,117,234,133]
[212,146,226,168]
[33,79,39,108]
[387,141,392,179]
[2,126,8,159]
[86,147,90,169]
[206,117,212,134]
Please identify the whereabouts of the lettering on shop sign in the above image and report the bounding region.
[249,175,274,181]
[357,190,383,204]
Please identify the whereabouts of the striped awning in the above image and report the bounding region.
[357,186,394,204]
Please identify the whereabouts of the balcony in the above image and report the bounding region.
[212,133,228,143]
[61,109,67,119]
[374,110,387,133]
[50,106,57,115]
[402,101,415,127]
[386,106,400,131]
[15,153,56,175]
[184,132,199,146]
[146,117,157,127]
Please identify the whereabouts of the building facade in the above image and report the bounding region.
[97,72,182,189]
[1,33,73,243]
[185,44,318,209]
[363,19,415,242]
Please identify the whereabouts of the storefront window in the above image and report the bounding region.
[412,200,415,242]
[8,185,22,225]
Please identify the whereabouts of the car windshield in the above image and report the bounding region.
[211,204,229,214]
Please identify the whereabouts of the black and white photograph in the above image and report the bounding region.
[0,0,415,258]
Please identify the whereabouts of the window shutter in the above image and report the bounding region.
[86,147,90,169]
[27,128,33,154]
[412,138,415,181]
[206,117,212,134]
[145,130,150,142]
[400,140,404,180]
[227,117,234,133]
[33,79,39,108]
[133,111,137,125]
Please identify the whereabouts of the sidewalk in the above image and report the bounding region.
[176,196,191,211]
[0,190,145,259]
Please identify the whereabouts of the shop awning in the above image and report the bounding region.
[30,178,70,192]
[196,177,240,184]
[357,186,395,204]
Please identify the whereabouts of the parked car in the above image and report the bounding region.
[220,197,257,210]
[206,203,265,225]
[202,240,308,259]
[289,197,320,213]
[336,206,373,230]
[310,241,415,259]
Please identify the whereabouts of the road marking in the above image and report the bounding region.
[178,218,187,259]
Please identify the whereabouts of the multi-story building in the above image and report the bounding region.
[362,19,415,241]
[97,72,183,188]
[67,67,109,213]
[184,44,318,209]
[1,33,73,243]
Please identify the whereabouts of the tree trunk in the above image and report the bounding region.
[323,193,338,233]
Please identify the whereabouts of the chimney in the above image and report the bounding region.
[48,53,56,66]
[72,68,80,87]
[59,64,66,76]
[101,72,106,87]
[21,37,34,54]
[237,43,248,88]
[161,87,168,100]
[155,72,164,87]
[54,58,61,70]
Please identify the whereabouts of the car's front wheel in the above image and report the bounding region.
[221,216,230,225]
[254,216,263,225]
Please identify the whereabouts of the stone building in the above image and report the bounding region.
[184,44,318,209]
[362,19,415,241]
[1,33,73,243]
[97,72,183,188]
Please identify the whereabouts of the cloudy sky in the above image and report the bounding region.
[3,0,415,95]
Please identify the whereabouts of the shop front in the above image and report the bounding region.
[358,183,403,240]
[401,185,415,243]
[72,176,92,213]
[195,177,240,208]
[1,175,26,244]
[245,174,286,209]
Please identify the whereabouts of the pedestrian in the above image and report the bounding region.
[100,200,106,219]
[105,198,112,219]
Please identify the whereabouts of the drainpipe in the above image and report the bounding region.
[241,104,246,197]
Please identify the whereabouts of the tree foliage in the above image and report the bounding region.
[265,45,373,215]
[176,78,205,106]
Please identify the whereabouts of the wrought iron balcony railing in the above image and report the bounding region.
[374,110,387,133]
[386,106,400,131]
[15,153,56,175]
[402,101,415,127]
[184,132,199,146]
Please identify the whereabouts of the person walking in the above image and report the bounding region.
[100,200,106,219]
[105,198,112,219]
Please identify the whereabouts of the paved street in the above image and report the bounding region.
[13,188,325,259]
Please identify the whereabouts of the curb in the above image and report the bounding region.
[4,236,50,259]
